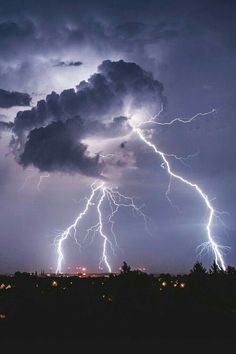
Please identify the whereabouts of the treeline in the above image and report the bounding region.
[0,261,236,339]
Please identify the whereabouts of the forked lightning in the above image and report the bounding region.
[131,108,227,270]
[55,182,147,273]
[55,107,228,273]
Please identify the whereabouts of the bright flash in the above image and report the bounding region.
[130,107,227,271]
[54,181,148,274]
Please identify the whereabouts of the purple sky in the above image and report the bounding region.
[0,0,235,274]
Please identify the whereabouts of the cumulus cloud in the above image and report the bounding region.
[0,88,31,108]
[13,60,164,136]
[10,60,164,176]
[19,117,102,176]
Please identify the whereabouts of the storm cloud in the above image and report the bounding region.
[0,88,31,108]
[11,60,164,176]
[53,61,83,67]
[19,117,102,176]
[0,120,13,132]
[13,60,164,137]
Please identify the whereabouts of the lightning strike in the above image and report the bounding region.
[37,173,50,191]
[55,182,148,274]
[55,181,104,274]
[131,108,227,270]
[18,170,36,192]
[97,187,112,272]
[54,103,227,273]
[18,170,50,192]
[141,108,216,127]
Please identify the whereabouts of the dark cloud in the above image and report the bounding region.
[120,141,127,149]
[19,117,102,176]
[53,60,83,67]
[11,60,164,175]
[0,120,13,131]
[0,88,31,108]
[0,20,35,42]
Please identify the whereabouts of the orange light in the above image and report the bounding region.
[0,314,6,320]
[0,284,5,289]
[173,283,177,288]
[161,281,167,287]
[180,282,186,288]
[51,281,58,287]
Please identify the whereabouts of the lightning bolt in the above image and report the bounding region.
[141,107,216,127]
[37,173,50,191]
[55,182,148,274]
[55,181,103,274]
[97,186,111,272]
[54,104,227,272]
[131,108,227,270]
[18,168,37,192]
[18,170,50,192]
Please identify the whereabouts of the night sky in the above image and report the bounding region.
[0,0,235,274]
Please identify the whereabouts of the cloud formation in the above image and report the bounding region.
[11,60,164,176]
[0,88,31,108]
[53,61,83,67]
[0,120,13,132]
[19,117,102,176]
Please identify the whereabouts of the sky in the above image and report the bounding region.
[0,0,235,274]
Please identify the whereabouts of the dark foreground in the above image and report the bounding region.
[0,262,236,341]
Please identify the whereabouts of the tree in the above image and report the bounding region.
[190,262,207,275]
[226,266,236,275]
[121,261,131,274]
[209,261,223,275]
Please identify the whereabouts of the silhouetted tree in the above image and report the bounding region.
[226,266,236,275]
[190,262,207,275]
[209,261,222,275]
[121,261,131,274]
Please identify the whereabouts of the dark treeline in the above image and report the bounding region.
[0,261,236,339]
